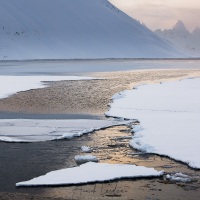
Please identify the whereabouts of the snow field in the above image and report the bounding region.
[106,78,200,169]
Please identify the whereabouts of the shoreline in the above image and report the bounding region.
[1,58,200,63]
[0,68,200,199]
[0,69,200,115]
[0,111,103,120]
[0,126,200,199]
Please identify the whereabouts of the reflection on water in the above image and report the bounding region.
[0,125,199,199]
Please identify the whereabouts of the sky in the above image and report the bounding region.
[109,0,200,32]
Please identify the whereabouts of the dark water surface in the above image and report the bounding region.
[0,138,84,193]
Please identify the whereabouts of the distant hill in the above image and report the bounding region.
[155,20,200,57]
[0,0,186,60]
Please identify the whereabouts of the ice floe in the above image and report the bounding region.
[74,155,98,164]
[0,119,131,142]
[81,146,93,153]
[106,78,200,169]
[165,173,192,183]
[16,162,164,187]
[0,76,94,99]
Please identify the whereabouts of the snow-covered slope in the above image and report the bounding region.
[155,20,200,57]
[0,0,186,60]
[192,27,200,40]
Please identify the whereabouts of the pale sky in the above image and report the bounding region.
[109,0,200,31]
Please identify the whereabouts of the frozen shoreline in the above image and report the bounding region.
[0,76,94,99]
[106,78,200,169]
[0,69,199,114]
[1,125,199,199]
[0,119,131,143]
[1,68,200,199]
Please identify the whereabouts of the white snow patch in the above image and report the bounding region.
[131,124,142,133]
[0,76,94,99]
[74,155,98,164]
[0,119,131,142]
[81,146,93,153]
[16,162,164,187]
[166,173,192,183]
[106,78,200,169]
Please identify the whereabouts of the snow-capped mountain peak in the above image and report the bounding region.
[192,27,200,38]
[170,20,189,34]
[165,20,190,37]
[155,20,200,57]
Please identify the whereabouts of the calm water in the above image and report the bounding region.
[0,59,200,76]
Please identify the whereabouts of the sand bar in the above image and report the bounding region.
[0,69,199,115]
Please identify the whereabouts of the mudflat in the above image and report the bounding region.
[0,69,199,115]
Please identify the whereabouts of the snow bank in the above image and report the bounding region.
[0,119,131,142]
[74,155,98,164]
[16,162,164,187]
[0,76,94,99]
[106,78,200,169]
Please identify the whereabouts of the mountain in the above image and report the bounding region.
[169,20,190,36]
[155,20,200,57]
[0,0,186,60]
[192,27,200,39]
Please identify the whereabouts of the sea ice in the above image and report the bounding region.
[0,76,94,99]
[81,146,93,153]
[16,162,164,187]
[0,119,131,142]
[106,78,200,169]
[74,155,98,164]
[166,173,192,183]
